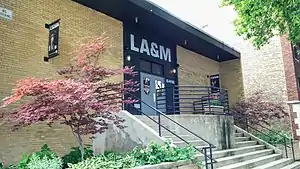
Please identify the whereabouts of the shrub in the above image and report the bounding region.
[255,126,292,145]
[67,142,196,169]
[62,145,93,168]
[0,164,17,169]
[26,154,62,169]
[232,92,288,128]
[18,144,58,169]
[131,141,195,166]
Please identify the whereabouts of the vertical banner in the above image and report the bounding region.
[48,19,60,58]
[210,74,220,93]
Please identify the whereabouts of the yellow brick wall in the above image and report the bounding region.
[177,46,219,85]
[0,0,123,163]
[177,46,244,112]
[220,59,245,105]
[177,46,220,113]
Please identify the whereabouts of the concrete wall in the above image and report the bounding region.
[165,115,235,150]
[133,160,199,169]
[93,111,165,155]
[0,0,123,163]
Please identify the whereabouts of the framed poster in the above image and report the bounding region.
[210,74,220,93]
[47,19,60,59]
[143,77,150,95]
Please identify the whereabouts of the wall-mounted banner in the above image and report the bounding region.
[47,19,60,58]
[210,74,220,93]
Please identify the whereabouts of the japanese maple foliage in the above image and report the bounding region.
[1,36,138,160]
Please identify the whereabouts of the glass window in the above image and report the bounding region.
[152,62,163,75]
[140,59,151,72]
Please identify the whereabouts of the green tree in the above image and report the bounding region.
[222,0,300,49]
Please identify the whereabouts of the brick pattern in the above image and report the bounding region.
[281,35,300,140]
[239,37,288,103]
[0,0,123,163]
[220,59,245,105]
[281,35,299,101]
[177,46,219,86]
[177,46,244,107]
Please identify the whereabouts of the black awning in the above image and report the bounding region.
[73,0,240,62]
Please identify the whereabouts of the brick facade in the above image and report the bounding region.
[281,35,300,140]
[0,0,245,163]
[220,59,244,105]
[177,46,219,86]
[281,35,299,101]
[0,0,123,163]
[177,46,244,106]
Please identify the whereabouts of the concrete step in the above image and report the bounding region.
[251,158,293,169]
[234,133,244,137]
[214,149,274,167]
[281,161,300,169]
[235,136,250,142]
[235,141,258,148]
[164,134,195,142]
[209,145,266,159]
[216,154,281,169]
[173,140,206,147]
[160,129,178,135]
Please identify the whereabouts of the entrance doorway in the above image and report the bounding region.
[140,72,165,115]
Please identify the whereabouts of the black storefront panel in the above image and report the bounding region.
[123,24,178,114]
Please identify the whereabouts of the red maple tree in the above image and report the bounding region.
[1,36,138,160]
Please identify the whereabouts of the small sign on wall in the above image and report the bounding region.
[44,19,60,61]
[0,7,13,20]
[210,74,220,93]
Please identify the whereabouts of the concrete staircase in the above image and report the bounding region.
[136,116,300,169]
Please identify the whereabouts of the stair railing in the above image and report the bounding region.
[124,92,217,169]
[155,85,230,115]
[230,109,296,161]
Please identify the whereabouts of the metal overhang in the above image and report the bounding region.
[73,0,240,62]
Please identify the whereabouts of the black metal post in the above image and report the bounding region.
[208,87,211,114]
[209,145,213,169]
[245,117,249,132]
[172,87,175,114]
[158,113,161,137]
[204,148,208,169]
[291,138,295,161]
[284,137,288,158]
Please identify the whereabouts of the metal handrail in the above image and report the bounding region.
[230,109,295,161]
[156,85,229,115]
[125,93,216,169]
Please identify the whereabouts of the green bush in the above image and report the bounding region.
[26,154,62,169]
[67,142,196,169]
[18,144,58,169]
[61,145,93,168]
[0,164,17,169]
[255,126,292,145]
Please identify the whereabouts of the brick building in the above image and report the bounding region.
[0,0,243,162]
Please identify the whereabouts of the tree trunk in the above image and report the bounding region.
[76,133,85,161]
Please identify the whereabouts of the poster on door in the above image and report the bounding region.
[155,80,165,97]
[210,74,220,93]
[143,77,150,95]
